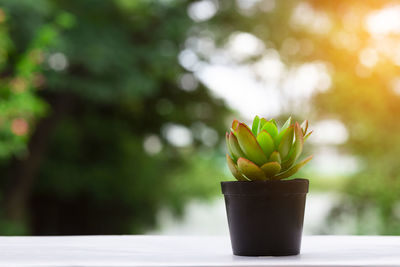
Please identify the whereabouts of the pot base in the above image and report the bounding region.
[221,179,309,256]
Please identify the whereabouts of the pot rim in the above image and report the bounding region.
[221,178,309,196]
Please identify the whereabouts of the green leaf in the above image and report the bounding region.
[225,132,235,161]
[256,130,275,158]
[251,115,260,136]
[281,117,292,131]
[237,157,266,181]
[278,125,294,159]
[273,155,313,180]
[258,118,268,133]
[226,154,248,181]
[260,161,281,179]
[281,122,304,170]
[269,151,281,164]
[236,123,268,166]
[228,132,246,161]
[260,121,278,139]
[231,119,239,135]
[269,119,277,127]
[276,116,292,145]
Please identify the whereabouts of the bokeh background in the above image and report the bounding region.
[0,0,400,235]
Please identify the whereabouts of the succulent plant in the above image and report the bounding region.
[226,116,313,181]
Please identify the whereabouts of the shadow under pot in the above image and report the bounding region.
[221,178,309,256]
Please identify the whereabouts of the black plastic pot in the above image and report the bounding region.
[221,179,309,256]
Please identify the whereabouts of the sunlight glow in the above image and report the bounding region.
[48,52,68,71]
[366,5,400,35]
[197,64,281,119]
[311,119,348,145]
[291,2,332,34]
[143,135,163,155]
[311,147,359,176]
[179,73,198,91]
[197,54,331,119]
[187,0,218,22]
[178,49,200,71]
[163,124,193,147]
[253,51,285,82]
[391,78,400,95]
[359,48,379,68]
[226,32,265,61]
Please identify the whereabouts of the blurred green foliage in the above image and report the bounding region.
[0,10,53,158]
[2,0,400,235]
[0,0,229,235]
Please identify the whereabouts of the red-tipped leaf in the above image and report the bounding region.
[273,155,313,180]
[226,154,248,181]
[278,125,294,159]
[236,123,268,166]
[228,132,246,161]
[237,157,266,181]
[281,122,304,170]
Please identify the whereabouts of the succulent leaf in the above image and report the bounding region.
[232,119,239,131]
[281,122,304,170]
[273,155,313,180]
[258,118,267,134]
[281,116,292,130]
[261,121,278,139]
[237,157,266,181]
[252,115,260,136]
[278,125,294,159]
[260,161,281,178]
[301,120,308,135]
[256,130,275,158]
[304,130,313,141]
[226,154,248,181]
[276,117,291,143]
[270,119,278,127]
[228,132,246,161]
[225,132,236,161]
[236,123,268,166]
[225,116,312,181]
[269,150,281,164]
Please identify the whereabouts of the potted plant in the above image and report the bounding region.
[222,116,313,256]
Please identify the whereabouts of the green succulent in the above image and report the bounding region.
[226,116,313,181]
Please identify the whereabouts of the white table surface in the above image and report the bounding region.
[0,235,399,267]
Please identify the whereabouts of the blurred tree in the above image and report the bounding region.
[0,0,229,235]
[3,0,399,236]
